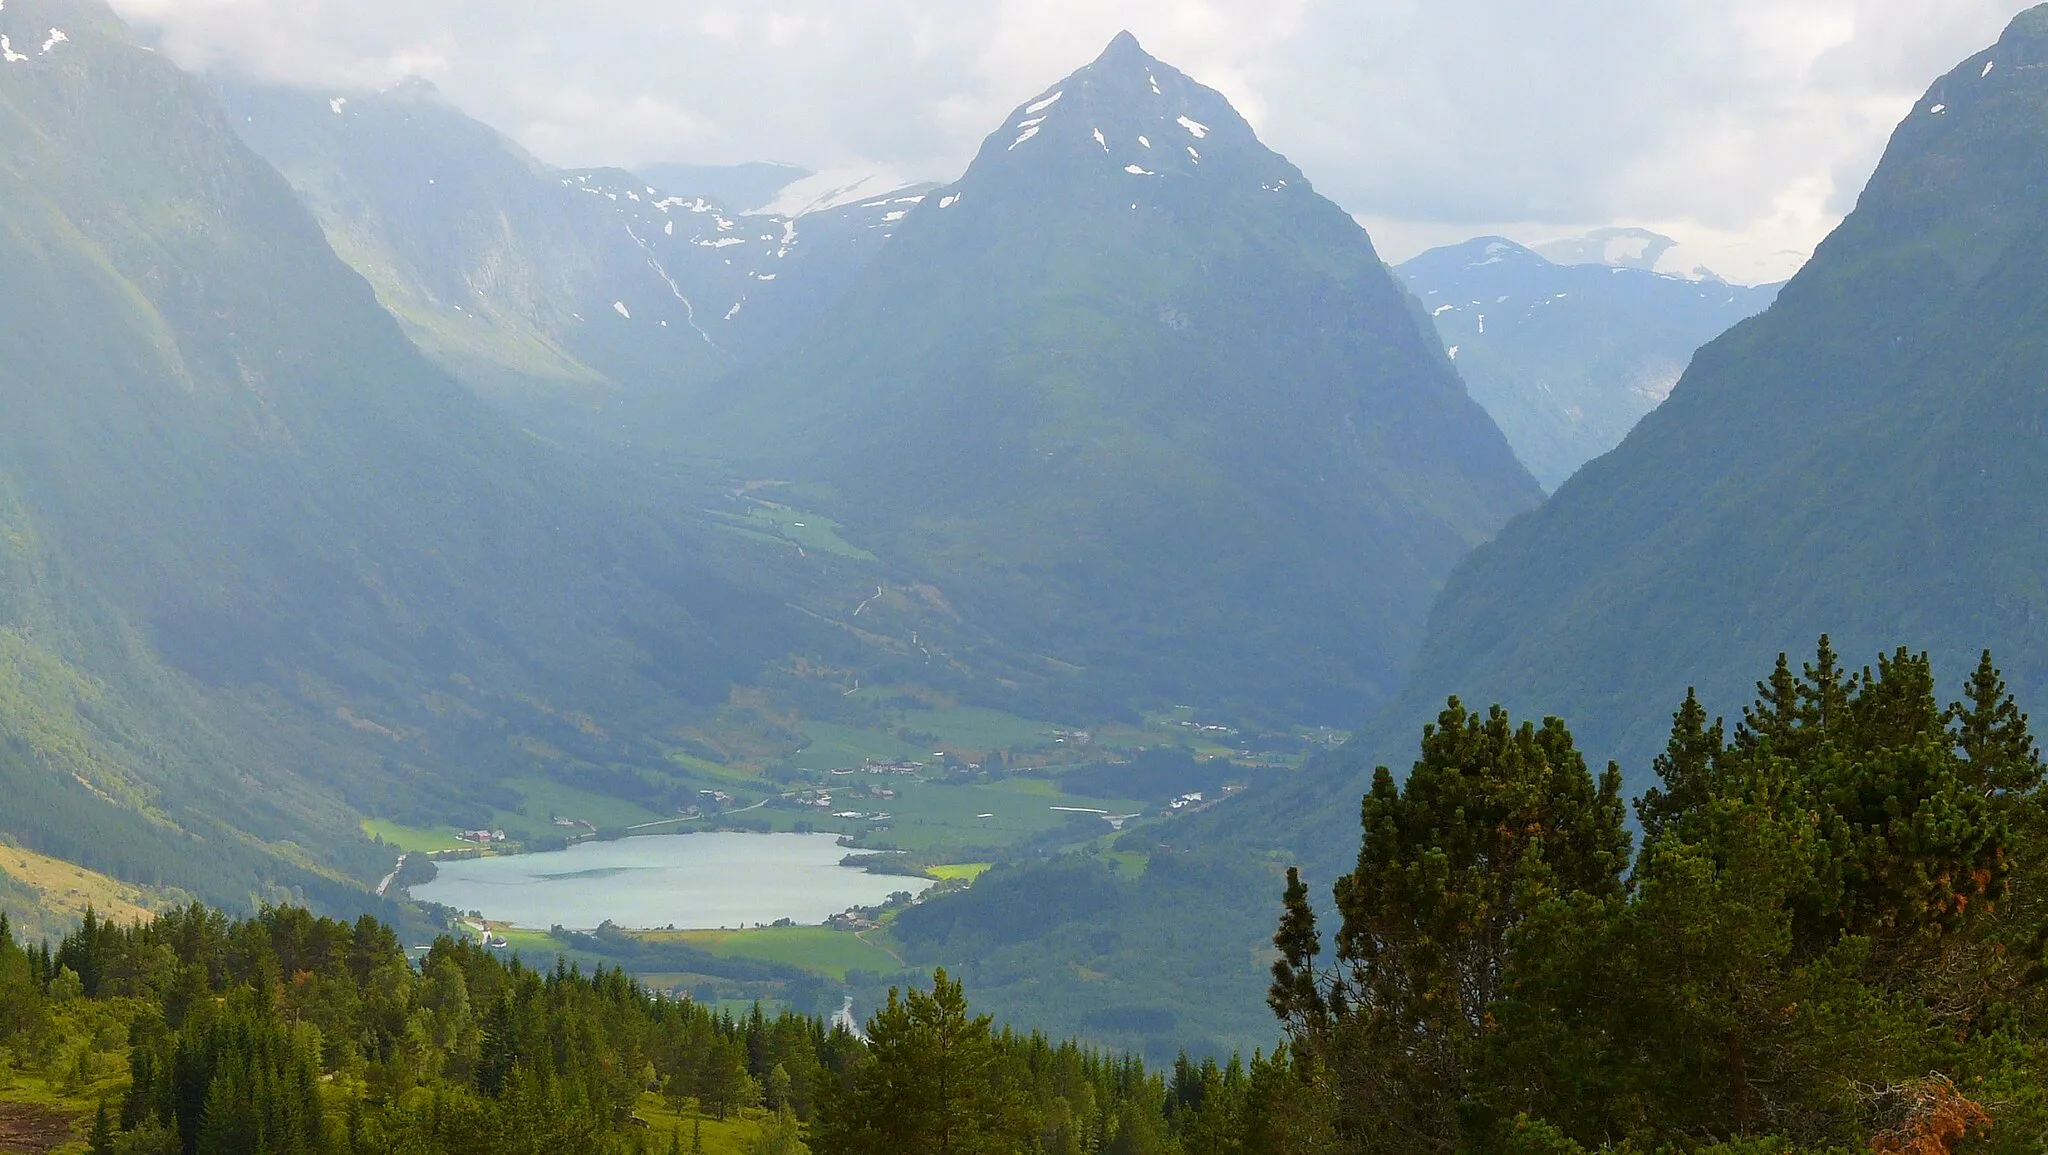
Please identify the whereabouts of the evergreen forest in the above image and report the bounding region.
[6,640,2048,1154]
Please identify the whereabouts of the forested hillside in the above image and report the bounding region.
[0,903,1310,1153]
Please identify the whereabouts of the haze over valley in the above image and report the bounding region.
[6,3,2048,1152]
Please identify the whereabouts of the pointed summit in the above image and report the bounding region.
[932,27,1302,211]
[1096,29,1150,66]
[700,36,1540,720]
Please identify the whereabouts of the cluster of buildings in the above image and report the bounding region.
[827,909,880,931]
[826,759,926,777]
[456,829,509,844]
[786,781,896,816]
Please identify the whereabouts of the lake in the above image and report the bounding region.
[410,832,931,930]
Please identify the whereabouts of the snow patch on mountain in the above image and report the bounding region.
[760,168,917,218]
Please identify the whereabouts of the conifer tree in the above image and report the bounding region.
[1737,651,1804,754]
[1272,699,1629,1154]
[1953,650,2044,796]
[812,969,1034,1155]
[87,1101,114,1155]
[1635,688,1724,840]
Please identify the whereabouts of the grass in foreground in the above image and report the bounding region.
[634,1090,775,1154]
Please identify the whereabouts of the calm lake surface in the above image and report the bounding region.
[410,833,930,930]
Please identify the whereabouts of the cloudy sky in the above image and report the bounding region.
[110,0,2023,282]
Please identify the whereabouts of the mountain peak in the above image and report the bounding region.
[933,31,1306,210]
[1096,30,1150,66]
[2002,3,2048,50]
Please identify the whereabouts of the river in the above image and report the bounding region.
[409,832,931,930]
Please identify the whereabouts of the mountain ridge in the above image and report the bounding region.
[1397,236,1780,489]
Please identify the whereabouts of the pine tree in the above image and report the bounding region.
[1277,699,1630,1153]
[87,1102,114,1155]
[1953,650,2043,796]
[811,969,1034,1154]
[1636,688,1725,839]
[1268,867,1329,1034]
[1799,633,1854,739]
[1738,651,1803,754]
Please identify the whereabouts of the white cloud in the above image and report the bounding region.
[107,0,2022,282]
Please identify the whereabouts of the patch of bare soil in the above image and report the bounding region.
[0,1102,76,1153]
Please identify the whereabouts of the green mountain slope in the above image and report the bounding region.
[696,32,1543,723]
[1367,4,2048,788]
[1397,238,1780,490]
[0,0,798,911]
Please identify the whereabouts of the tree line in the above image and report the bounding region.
[7,637,2045,1153]
[1270,640,2048,1153]
[0,900,1284,1151]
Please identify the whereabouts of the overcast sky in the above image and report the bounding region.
[110,0,2024,283]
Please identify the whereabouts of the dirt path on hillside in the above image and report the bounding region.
[0,1102,77,1153]
[854,927,907,968]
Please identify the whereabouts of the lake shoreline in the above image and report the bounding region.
[410,831,936,933]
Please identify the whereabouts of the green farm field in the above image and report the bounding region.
[709,504,879,562]
[854,778,1144,855]
[634,926,902,981]
[899,705,1065,750]
[360,818,469,854]
[486,777,670,838]
[785,722,931,772]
